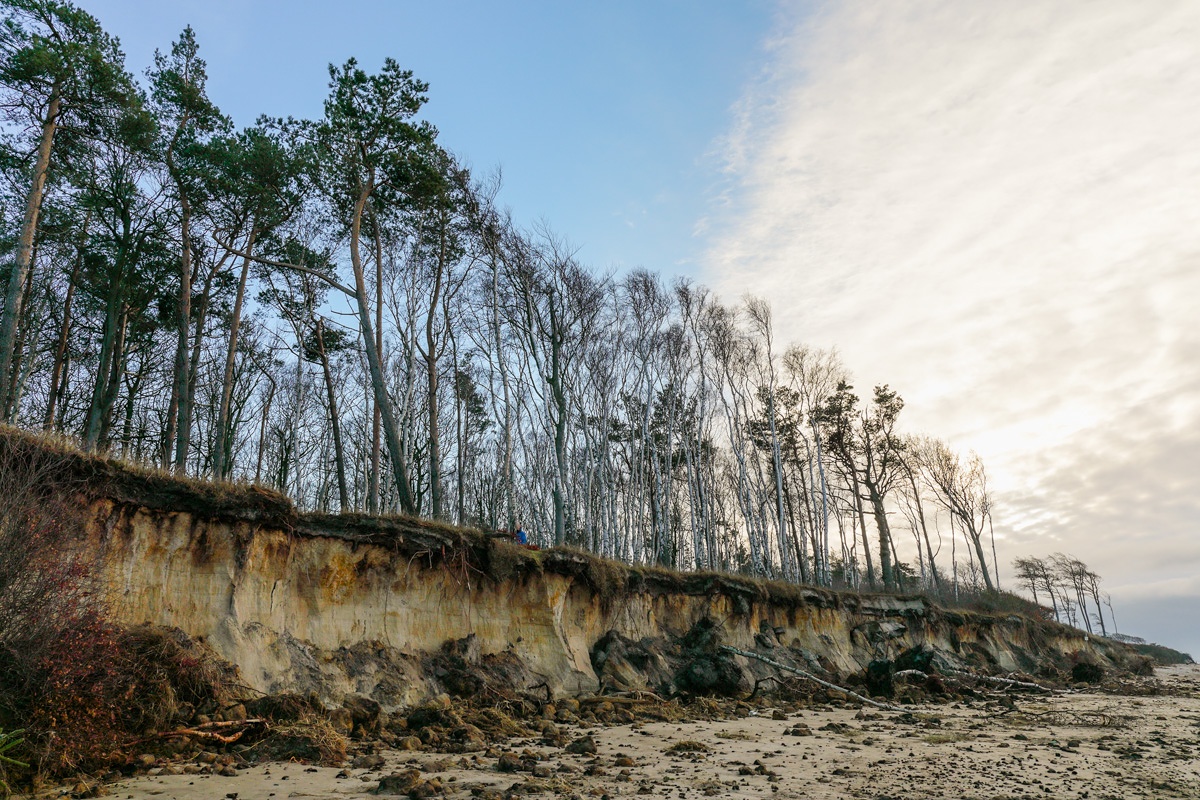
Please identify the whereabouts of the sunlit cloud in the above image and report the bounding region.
[705,0,1200,652]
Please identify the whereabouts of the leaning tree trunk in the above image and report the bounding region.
[0,82,60,413]
[349,183,415,514]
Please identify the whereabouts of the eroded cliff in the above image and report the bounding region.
[1,428,1139,711]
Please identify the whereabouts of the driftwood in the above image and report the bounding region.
[136,718,265,745]
[945,669,1051,692]
[992,707,1133,728]
[720,645,907,712]
[580,691,668,705]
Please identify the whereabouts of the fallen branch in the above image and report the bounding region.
[720,646,907,712]
[992,708,1132,727]
[946,669,1050,692]
[133,718,265,746]
[580,691,668,705]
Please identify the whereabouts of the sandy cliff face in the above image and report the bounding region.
[77,495,1139,711]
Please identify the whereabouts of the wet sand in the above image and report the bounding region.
[104,664,1200,800]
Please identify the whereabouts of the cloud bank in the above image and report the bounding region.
[706,1,1200,654]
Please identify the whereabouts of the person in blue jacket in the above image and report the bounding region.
[514,524,528,545]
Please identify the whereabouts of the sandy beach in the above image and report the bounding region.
[94,664,1200,800]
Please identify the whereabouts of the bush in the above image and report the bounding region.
[0,440,107,775]
[0,438,247,781]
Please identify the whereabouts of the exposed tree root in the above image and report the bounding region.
[720,646,907,712]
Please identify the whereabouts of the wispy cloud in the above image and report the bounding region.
[705,1,1200,651]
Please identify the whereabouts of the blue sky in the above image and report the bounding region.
[84,1,1199,658]
[90,0,778,275]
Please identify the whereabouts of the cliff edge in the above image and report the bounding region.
[3,427,1145,710]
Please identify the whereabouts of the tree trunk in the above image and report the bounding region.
[84,282,125,450]
[549,299,568,547]
[349,183,415,513]
[0,81,60,412]
[5,245,39,420]
[315,319,350,510]
[43,219,87,431]
[95,305,130,452]
[963,520,995,593]
[866,481,894,589]
[491,260,515,532]
[254,378,275,484]
[848,472,876,588]
[906,470,941,595]
[425,245,445,518]
[171,192,194,474]
[368,209,384,513]
[213,227,257,478]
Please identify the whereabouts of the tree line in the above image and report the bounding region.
[1,0,1008,595]
[1012,554,1116,636]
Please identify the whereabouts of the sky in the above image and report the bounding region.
[87,1,1197,657]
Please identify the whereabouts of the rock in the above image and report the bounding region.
[396,736,423,751]
[344,695,383,736]
[409,777,442,799]
[218,765,239,777]
[374,769,421,795]
[676,653,749,696]
[497,752,524,772]
[450,723,486,750]
[137,754,156,768]
[406,702,462,731]
[353,753,387,769]
[895,644,961,675]
[590,630,673,692]
[787,723,813,736]
[565,735,598,755]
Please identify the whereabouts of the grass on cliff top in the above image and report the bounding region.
[0,426,1062,627]
[1132,642,1194,665]
[0,425,293,525]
